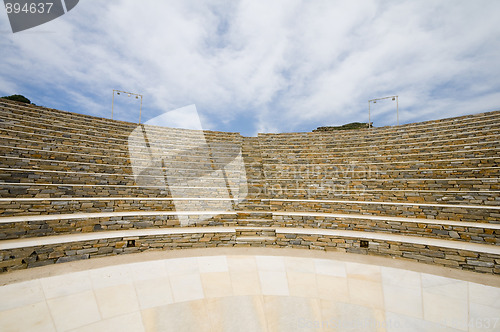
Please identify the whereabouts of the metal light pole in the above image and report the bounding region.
[368,95,399,128]
[111,89,143,123]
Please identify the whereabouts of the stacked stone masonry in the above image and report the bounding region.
[0,98,499,274]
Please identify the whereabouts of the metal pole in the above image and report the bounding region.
[139,95,143,124]
[111,90,115,120]
[396,95,399,126]
[368,101,371,129]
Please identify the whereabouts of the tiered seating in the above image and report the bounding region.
[0,98,499,274]
[0,100,254,265]
[259,111,500,271]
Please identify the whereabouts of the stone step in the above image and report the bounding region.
[235,236,276,243]
[3,99,499,140]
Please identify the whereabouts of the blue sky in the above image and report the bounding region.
[1,0,499,136]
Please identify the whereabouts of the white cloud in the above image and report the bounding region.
[0,0,499,135]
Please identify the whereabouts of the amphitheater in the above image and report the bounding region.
[0,98,499,331]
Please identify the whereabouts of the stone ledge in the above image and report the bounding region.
[267,198,500,210]
[1,226,498,254]
[1,227,498,274]
[3,100,499,140]
[2,209,498,229]
[275,228,500,255]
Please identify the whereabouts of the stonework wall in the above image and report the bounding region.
[0,98,499,274]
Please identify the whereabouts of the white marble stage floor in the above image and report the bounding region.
[0,248,499,332]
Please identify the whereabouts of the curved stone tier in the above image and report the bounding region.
[0,98,499,274]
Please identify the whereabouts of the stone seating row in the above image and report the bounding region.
[0,99,136,129]
[4,128,497,166]
[261,111,500,140]
[2,98,499,141]
[1,194,499,221]
[3,141,498,170]
[1,105,498,165]
[259,135,500,156]
[261,158,498,176]
[267,198,500,222]
[4,126,497,161]
[264,166,499,179]
[0,180,500,205]
[0,128,242,157]
[264,188,500,206]
[258,116,500,144]
[0,107,241,144]
[260,147,499,165]
[2,109,499,151]
[258,134,499,156]
[2,180,497,203]
[2,155,496,176]
[0,169,241,187]
[0,225,498,273]
[258,124,500,149]
[0,207,498,244]
[2,165,496,185]
[2,173,496,199]
[0,197,234,216]
[0,156,250,179]
[1,145,242,170]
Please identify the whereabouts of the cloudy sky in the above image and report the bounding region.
[1,0,499,136]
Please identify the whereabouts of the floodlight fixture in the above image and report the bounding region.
[111,89,144,123]
[368,95,399,128]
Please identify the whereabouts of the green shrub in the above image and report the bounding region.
[313,122,372,132]
[1,94,31,104]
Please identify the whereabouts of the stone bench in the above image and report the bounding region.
[267,198,500,222]
[1,208,498,244]
[3,110,498,151]
[0,225,498,273]
[3,98,498,138]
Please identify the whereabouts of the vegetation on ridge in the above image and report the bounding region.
[313,122,372,132]
[1,94,31,104]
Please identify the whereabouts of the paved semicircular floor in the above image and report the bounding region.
[0,248,499,332]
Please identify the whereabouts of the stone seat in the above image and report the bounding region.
[5,142,497,168]
[2,113,497,149]
[3,98,499,138]
[1,145,244,168]
[0,182,240,198]
[4,154,493,176]
[0,225,498,273]
[267,198,500,222]
[0,134,242,158]
[259,135,499,156]
[0,208,498,244]
[0,109,241,144]
[0,168,242,186]
[263,166,499,179]
[260,110,500,138]
[0,196,241,216]
[261,156,499,173]
[267,188,500,205]
[264,176,499,192]
[2,99,499,145]
[259,126,500,150]
[261,148,500,164]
